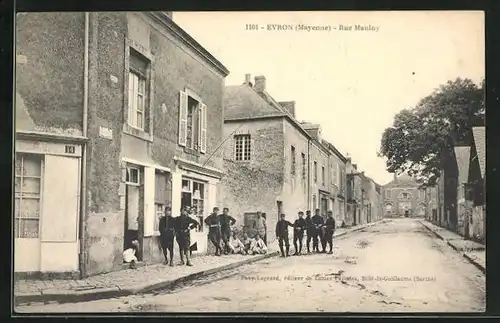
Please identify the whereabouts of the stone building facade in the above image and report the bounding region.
[382,173,427,218]
[323,140,348,224]
[15,12,229,277]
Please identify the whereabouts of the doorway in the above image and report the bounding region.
[405,210,409,217]
[124,166,143,261]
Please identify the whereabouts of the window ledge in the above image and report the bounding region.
[184,147,201,157]
[123,124,153,142]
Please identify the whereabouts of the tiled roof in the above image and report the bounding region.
[454,146,471,184]
[15,91,36,131]
[472,126,485,177]
[224,85,285,120]
[384,173,419,188]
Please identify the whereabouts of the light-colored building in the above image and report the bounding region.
[15,11,229,277]
[382,173,427,218]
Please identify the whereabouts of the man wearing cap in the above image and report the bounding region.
[305,210,314,253]
[220,207,236,254]
[205,207,223,256]
[311,208,325,253]
[324,211,336,254]
[158,206,176,266]
[175,206,200,266]
[275,213,293,257]
[292,211,307,256]
[253,211,267,241]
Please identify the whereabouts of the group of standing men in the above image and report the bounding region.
[275,209,336,257]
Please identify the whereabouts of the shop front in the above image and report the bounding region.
[15,133,84,277]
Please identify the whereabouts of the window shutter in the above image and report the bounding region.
[178,90,188,146]
[200,102,207,153]
[144,167,155,236]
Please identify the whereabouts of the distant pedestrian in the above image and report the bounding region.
[276,213,293,257]
[175,206,200,266]
[253,211,267,242]
[305,210,313,253]
[205,207,223,256]
[293,211,307,255]
[158,206,176,266]
[312,209,324,253]
[324,211,336,254]
[220,207,236,254]
[242,232,256,255]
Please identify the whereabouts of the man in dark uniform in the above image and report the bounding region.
[312,209,325,253]
[158,206,176,266]
[205,207,223,256]
[175,206,200,266]
[275,213,293,257]
[220,207,236,254]
[292,211,307,255]
[305,210,314,253]
[324,211,336,254]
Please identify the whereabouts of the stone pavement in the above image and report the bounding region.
[420,220,485,273]
[15,218,390,305]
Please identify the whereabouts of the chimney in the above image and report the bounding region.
[244,74,252,86]
[254,76,266,93]
[279,101,296,118]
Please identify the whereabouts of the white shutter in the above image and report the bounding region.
[178,90,188,146]
[144,167,156,236]
[128,72,136,127]
[200,102,207,154]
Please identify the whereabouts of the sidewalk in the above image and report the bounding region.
[15,218,390,305]
[420,220,485,273]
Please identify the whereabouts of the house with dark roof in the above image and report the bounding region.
[220,74,354,243]
[463,122,485,243]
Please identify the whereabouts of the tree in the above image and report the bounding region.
[379,77,484,188]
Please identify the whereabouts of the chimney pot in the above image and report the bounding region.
[245,74,251,84]
[254,75,266,93]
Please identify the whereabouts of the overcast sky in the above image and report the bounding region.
[173,11,484,185]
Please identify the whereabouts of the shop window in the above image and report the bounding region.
[15,153,43,239]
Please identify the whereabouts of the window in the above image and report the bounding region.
[336,164,341,187]
[402,192,409,199]
[179,90,207,153]
[321,166,325,186]
[128,49,149,130]
[385,190,391,199]
[314,161,318,182]
[235,134,251,161]
[192,181,205,232]
[126,167,140,185]
[301,153,306,179]
[15,153,43,239]
[291,146,296,175]
[312,195,317,209]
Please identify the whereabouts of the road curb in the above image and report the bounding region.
[419,220,485,274]
[15,251,279,306]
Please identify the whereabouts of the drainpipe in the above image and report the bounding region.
[79,12,90,278]
[307,139,311,210]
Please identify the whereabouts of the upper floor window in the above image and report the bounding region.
[401,192,410,199]
[321,166,325,186]
[301,153,306,179]
[234,134,251,161]
[179,89,207,153]
[385,189,391,199]
[314,161,318,182]
[291,146,296,175]
[128,49,150,131]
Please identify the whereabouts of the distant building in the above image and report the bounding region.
[382,173,427,218]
